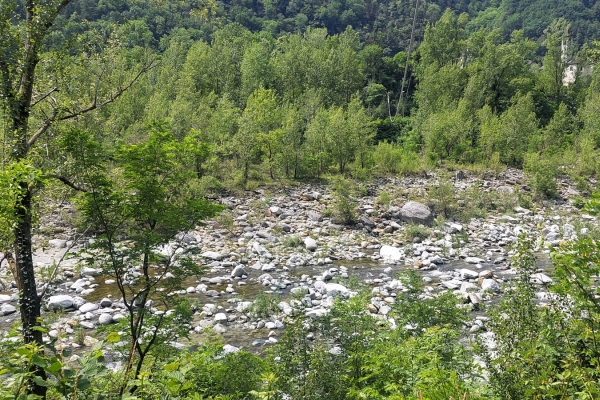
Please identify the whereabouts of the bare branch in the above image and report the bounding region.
[31,87,58,108]
[25,57,157,150]
[47,174,88,192]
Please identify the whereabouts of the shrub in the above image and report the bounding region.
[404,224,430,241]
[282,235,303,248]
[330,176,358,225]
[249,292,281,319]
[523,152,558,199]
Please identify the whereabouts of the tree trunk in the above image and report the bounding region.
[14,184,47,398]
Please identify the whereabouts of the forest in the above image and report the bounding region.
[3,0,600,398]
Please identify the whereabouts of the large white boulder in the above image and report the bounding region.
[47,295,75,310]
[380,245,403,262]
[400,201,433,224]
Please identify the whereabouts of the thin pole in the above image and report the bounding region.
[396,0,420,119]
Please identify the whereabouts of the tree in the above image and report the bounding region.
[0,1,153,395]
[236,88,281,185]
[65,124,222,395]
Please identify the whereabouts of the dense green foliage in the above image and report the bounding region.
[6,0,600,397]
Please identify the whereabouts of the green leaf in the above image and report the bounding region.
[106,332,120,343]
[32,376,50,387]
[77,377,91,391]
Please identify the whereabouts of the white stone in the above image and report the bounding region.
[1,303,16,315]
[98,313,113,325]
[47,295,75,310]
[214,313,228,322]
[231,265,247,278]
[465,257,484,264]
[80,267,100,277]
[202,251,224,260]
[78,303,99,313]
[380,245,403,262]
[481,279,500,292]
[400,201,433,224]
[304,237,318,251]
[460,269,479,279]
[48,239,67,248]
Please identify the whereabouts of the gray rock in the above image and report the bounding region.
[481,279,500,292]
[307,211,322,222]
[202,251,225,261]
[48,239,67,248]
[460,269,479,279]
[237,301,253,313]
[98,313,114,325]
[231,265,247,278]
[0,294,11,303]
[465,257,484,264]
[78,303,99,313]
[80,267,100,277]
[1,303,17,315]
[80,321,95,329]
[221,344,240,356]
[400,201,433,224]
[100,298,112,308]
[47,295,75,310]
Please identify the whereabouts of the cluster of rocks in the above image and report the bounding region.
[0,169,596,352]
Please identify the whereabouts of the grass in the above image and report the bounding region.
[404,224,430,241]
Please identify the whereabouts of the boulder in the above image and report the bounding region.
[202,251,225,261]
[78,303,99,313]
[1,303,16,316]
[98,313,114,325]
[47,295,75,310]
[380,245,403,262]
[304,237,318,251]
[231,265,247,278]
[80,267,100,277]
[481,278,500,292]
[100,298,113,308]
[400,201,433,224]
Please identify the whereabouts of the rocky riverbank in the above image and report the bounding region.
[0,169,595,355]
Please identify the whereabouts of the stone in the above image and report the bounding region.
[98,313,114,325]
[221,344,240,356]
[304,237,318,251]
[202,251,225,261]
[0,294,11,303]
[80,321,95,329]
[48,239,67,248]
[83,336,99,347]
[78,303,99,313]
[237,301,253,313]
[325,283,350,297]
[531,273,553,284]
[465,257,484,264]
[100,298,112,308]
[80,267,100,277]
[231,265,247,278]
[1,303,16,315]
[379,245,403,262]
[481,279,500,292]
[459,269,479,279]
[214,313,228,322]
[269,206,283,215]
[47,295,75,310]
[400,201,433,224]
